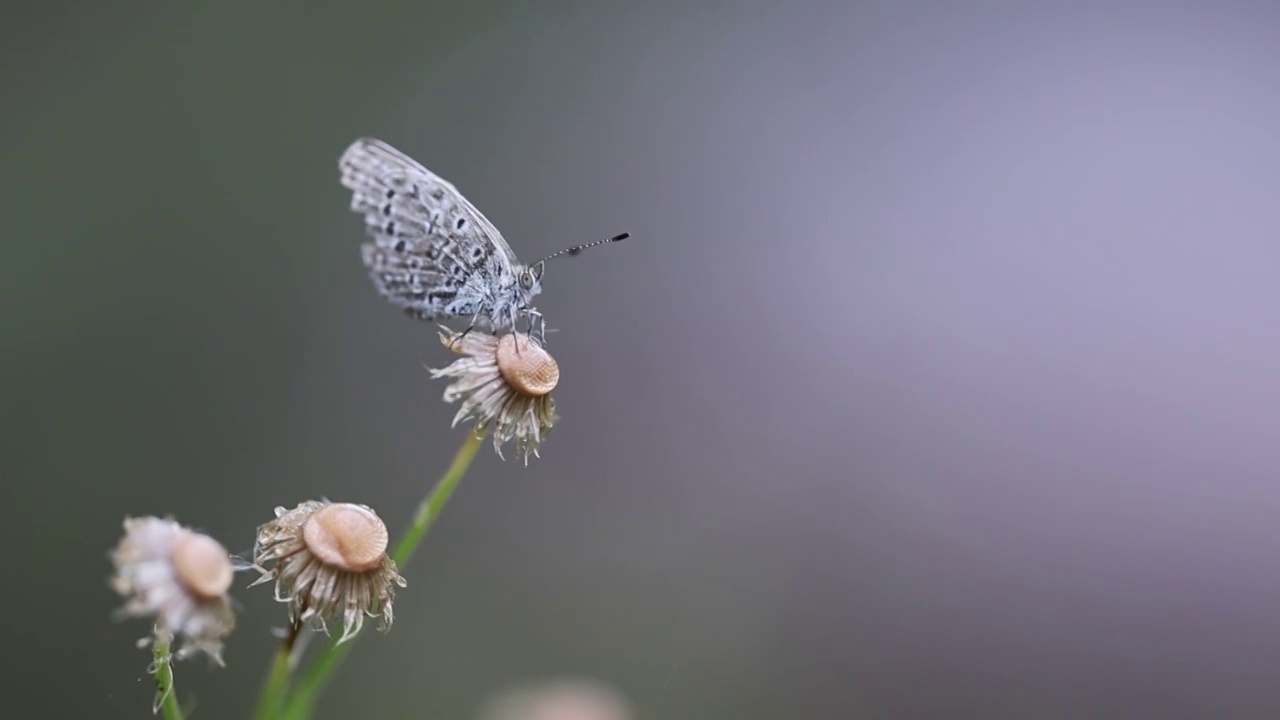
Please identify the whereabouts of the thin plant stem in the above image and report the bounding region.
[253,619,302,720]
[391,428,484,566]
[151,629,185,720]
[278,429,484,720]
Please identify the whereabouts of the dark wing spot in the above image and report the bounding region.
[426,245,441,260]
[456,217,467,230]
[381,203,392,216]
[385,189,396,199]
[385,221,396,234]
[470,247,484,261]
[394,240,406,252]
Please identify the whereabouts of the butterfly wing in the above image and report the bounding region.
[339,138,518,319]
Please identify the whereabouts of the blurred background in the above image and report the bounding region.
[5,0,1280,717]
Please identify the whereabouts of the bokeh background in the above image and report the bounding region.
[6,1,1280,717]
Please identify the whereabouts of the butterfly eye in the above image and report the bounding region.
[519,271,534,290]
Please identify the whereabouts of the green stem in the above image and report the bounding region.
[391,429,483,566]
[253,620,301,720]
[151,630,185,720]
[279,430,484,720]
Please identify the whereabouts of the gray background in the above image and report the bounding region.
[5,1,1280,718]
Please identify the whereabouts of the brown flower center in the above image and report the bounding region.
[302,503,389,572]
[496,334,560,396]
[171,532,233,599]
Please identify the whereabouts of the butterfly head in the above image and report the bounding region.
[499,264,544,324]
[515,264,543,299]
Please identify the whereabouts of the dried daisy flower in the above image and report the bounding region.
[430,328,560,463]
[251,500,406,644]
[479,679,633,720]
[110,516,236,665]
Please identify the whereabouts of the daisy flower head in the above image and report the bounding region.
[251,500,406,644]
[480,679,633,720]
[431,328,560,463]
[110,516,236,664]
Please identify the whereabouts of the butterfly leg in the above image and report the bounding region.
[447,325,471,352]
[527,309,546,346]
[518,309,540,348]
[448,310,485,352]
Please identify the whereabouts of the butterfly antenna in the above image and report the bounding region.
[537,232,630,265]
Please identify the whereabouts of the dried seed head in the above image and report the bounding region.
[432,329,561,463]
[496,333,559,397]
[480,680,633,720]
[302,502,389,573]
[110,517,236,664]
[252,500,406,644]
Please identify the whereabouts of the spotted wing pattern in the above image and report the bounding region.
[339,138,517,320]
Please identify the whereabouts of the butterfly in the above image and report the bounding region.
[339,138,626,341]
